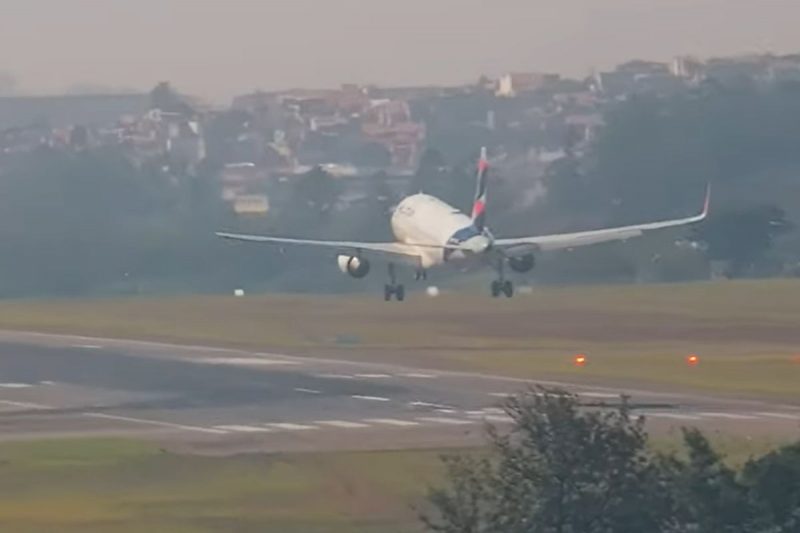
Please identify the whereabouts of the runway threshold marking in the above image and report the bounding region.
[352,395,391,402]
[84,413,228,434]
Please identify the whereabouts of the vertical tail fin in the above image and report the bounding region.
[471,146,489,231]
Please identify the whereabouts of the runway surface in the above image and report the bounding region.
[0,330,797,453]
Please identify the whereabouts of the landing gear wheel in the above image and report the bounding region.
[384,283,405,302]
[502,280,514,298]
[491,280,501,298]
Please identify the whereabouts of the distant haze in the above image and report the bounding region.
[2,0,800,102]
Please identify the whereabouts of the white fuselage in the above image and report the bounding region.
[390,193,491,269]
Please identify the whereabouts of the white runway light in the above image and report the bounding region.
[426,286,440,297]
[234,289,245,297]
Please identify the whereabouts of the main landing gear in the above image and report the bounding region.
[491,260,514,298]
[384,263,405,301]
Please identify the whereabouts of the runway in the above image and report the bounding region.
[0,330,797,453]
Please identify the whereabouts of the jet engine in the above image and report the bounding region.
[337,255,370,278]
[508,253,535,273]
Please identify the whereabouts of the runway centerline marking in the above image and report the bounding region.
[84,413,228,434]
[0,383,33,389]
[354,373,392,379]
[352,395,391,402]
[698,412,758,420]
[72,344,103,349]
[400,373,438,379]
[409,401,454,410]
[214,425,273,433]
[315,420,370,429]
[266,423,317,431]
[294,388,321,395]
[580,392,622,399]
[364,418,419,427]
[0,399,49,410]
[195,357,301,367]
[315,374,355,380]
[753,412,800,420]
[639,412,702,421]
[417,417,475,426]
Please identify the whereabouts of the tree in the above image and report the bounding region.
[422,388,670,533]
[692,205,792,277]
[742,443,800,531]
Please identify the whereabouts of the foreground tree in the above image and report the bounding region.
[422,389,670,533]
[422,389,800,533]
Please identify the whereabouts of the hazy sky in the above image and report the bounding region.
[2,0,800,102]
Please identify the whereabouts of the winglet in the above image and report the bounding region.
[702,183,711,218]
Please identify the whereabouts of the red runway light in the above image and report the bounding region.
[574,354,587,367]
[686,354,700,366]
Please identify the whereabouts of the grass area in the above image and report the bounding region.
[0,439,445,533]
[0,435,790,533]
[1,279,800,397]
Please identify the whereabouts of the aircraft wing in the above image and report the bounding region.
[495,185,710,256]
[215,232,472,259]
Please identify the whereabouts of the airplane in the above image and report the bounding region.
[217,148,710,301]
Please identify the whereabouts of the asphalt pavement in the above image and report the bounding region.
[0,330,797,454]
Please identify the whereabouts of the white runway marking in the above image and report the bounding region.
[352,395,391,402]
[580,392,621,399]
[72,344,103,349]
[84,413,228,434]
[39,381,56,385]
[354,373,392,379]
[489,392,511,398]
[315,374,355,380]
[196,357,300,366]
[640,412,703,420]
[214,425,273,433]
[0,399,49,410]
[266,423,317,431]
[698,412,758,420]
[315,420,370,429]
[0,383,33,389]
[365,418,420,427]
[408,401,454,410]
[400,373,438,379]
[483,415,515,424]
[294,388,321,395]
[754,412,800,420]
[417,417,474,426]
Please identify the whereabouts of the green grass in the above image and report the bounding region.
[1,279,800,397]
[0,439,445,533]
[0,435,791,533]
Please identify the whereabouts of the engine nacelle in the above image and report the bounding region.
[508,253,535,273]
[337,255,370,278]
